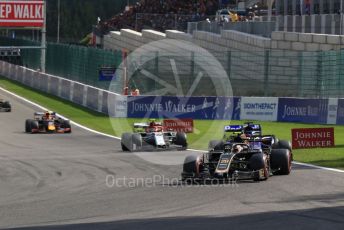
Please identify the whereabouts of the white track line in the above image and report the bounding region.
[292,162,344,173]
[1,86,343,173]
[0,86,120,140]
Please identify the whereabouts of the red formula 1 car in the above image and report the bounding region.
[25,111,72,134]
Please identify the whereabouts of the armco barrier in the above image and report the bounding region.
[49,76,60,96]
[0,61,126,118]
[1,61,343,125]
[86,87,100,111]
[60,79,71,100]
[72,82,85,105]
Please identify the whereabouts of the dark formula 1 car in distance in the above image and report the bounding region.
[25,111,72,134]
[0,98,11,112]
[121,120,188,151]
[181,122,292,182]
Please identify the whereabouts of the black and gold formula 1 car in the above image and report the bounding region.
[25,111,71,134]
[181,123,292,182]
[0,99,11,112]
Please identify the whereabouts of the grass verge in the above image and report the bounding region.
[0,76,343,170]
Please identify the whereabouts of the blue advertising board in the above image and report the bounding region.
[336,99,344,125]
[277,98,328,124]
[127,96,240,120]
[99,67,116,81]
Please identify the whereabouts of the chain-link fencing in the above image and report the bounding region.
[1,37,344,98]
[125,49,344,98]
[0,37,122,90]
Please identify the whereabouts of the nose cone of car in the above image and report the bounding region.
[48,124,56,131]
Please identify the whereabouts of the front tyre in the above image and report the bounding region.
[62,120,72,133]
[132,133,142,151]
[121,133,132,151]
[271,149,292,175]
[3,101,11,112]
[182,155,198,182]
[25,119,32,133]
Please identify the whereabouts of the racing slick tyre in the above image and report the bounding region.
[272,140,292,151]
[3,101,11,112]
[62,120,72,133]
[208,140,224,151]
[121,133,132,151]
[182,155,198,182]
[131,133,142,151]
[25,119,32,133]
[249,153,266,181]
[249,153,265,171]
[28,120,39,133]
[175,132,187,149]
[270,149,292,175]
[252,154,270,181]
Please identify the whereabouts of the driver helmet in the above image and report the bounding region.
[44,111,53,120]
[243,125,253,135]
[232,144,244,153]
[234,133,248,143]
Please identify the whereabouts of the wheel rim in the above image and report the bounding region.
[264,159,270,179]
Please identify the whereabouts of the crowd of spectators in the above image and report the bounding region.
[99,0,219,33]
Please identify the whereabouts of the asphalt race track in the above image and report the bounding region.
[0,89,344,230]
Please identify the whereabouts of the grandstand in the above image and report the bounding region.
[98,0,219,33]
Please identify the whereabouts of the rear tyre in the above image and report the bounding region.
[121,133,133,151]
[208,140,224,151]
[175,132,187,149]
[271,149,292,175]
[272,140,292,151]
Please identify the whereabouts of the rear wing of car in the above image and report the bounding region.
[224,125,243,132]
[133,123,149,133]
[34,112,57,120]
[243,123,262,136]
